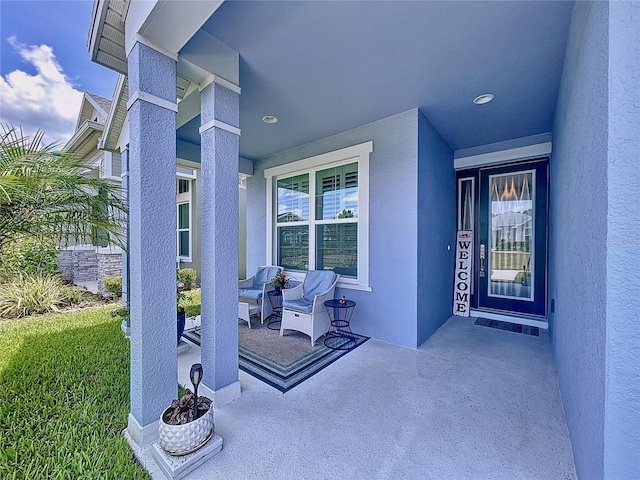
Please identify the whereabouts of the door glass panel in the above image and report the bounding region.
[458,177,474,231]
[488,171,534,301]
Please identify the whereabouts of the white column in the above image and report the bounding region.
[199,77,241,404]
[126,41,178,447]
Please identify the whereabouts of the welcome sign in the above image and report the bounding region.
[453,231,473,317]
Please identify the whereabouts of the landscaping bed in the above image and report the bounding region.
[0,307,149,479]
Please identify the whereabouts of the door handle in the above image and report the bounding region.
[479,244,486,277]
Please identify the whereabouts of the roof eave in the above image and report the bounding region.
[64,120,105,153]
[101,75,128,151]
[88,0,128,75]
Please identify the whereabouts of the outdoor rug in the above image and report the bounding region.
[182,318,368,393]
[474,317,540,336]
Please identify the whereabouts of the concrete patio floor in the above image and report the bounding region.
[146,316,577,479]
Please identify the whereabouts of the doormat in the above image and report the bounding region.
[182,320,369,393]
[474,318,539,336]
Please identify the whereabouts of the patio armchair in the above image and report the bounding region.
[280,270,339,346]
[238,266,282,328]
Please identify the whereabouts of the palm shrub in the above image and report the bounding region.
[0,274,80,318]
[0,126,127,250]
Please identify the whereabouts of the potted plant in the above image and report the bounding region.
[159,364,214,455]
[270,271,289,293]
[177,291,186,345]
[112,305,130,336]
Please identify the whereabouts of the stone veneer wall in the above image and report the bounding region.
[73,251,98,282]
[57,250,122,296]
[97,253,123,295]
[58,249,99,283]
[57,250,74,282]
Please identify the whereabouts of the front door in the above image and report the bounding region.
[457,158,549,318]
[478,159,548,316]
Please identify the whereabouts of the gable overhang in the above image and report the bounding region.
[64,120,105,157]
[100,74,128,151]
[75,91,110,131]
[88,0,225,76]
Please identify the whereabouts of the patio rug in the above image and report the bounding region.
[474,317,539,336]
[182,318,368,393]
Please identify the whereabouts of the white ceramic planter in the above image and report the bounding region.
[121,320,130,337]
[158,406,214,456]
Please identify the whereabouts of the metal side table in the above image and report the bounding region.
[324,298,357,350]
[267,290,283,330]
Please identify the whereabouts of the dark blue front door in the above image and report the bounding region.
[477,159,549,317]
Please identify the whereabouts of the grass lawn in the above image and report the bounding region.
[0,307,149,479]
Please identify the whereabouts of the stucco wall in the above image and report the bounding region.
[246,110,420,347]
[604,1,640,477]
[417,111,455,345]
[550,1,609,477]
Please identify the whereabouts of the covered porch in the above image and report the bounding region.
[154,316,574,478]
[87,1,639,478]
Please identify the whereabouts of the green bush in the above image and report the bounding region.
[180,289,201,317]
[0,275,79,319]
[103,276,123,298]
[0,236,60,279]
[177,268,197,290]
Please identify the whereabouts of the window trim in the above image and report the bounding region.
[176,175,193,263]
[265,141,372,290]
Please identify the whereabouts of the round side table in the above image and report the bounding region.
[324,299,357,350]
[267,290,283,330]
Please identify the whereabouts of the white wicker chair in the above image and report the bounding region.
[280,271,339,346]
[238,266,282,328]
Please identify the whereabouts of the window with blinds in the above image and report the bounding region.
[275,163,358,278]
[315,163,358,277]
[276,174,310,270]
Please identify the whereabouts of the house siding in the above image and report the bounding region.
[111,152,122,177]
[246,110,420,347]
[550,1,609,477]
[417,111,455,346]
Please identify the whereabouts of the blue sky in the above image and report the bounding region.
[0,0,118,144]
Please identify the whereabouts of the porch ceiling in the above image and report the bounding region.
[179,0,573,160]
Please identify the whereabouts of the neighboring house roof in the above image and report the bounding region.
[75,91,110,131]
[277,212,305,223]
[65,91,111,158]
[87,92,112,114]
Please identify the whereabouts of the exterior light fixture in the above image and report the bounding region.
[190,363,203,419]
[473,94,494,105]
[262,115,278,124]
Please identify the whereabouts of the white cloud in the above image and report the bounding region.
[0,36,83,146]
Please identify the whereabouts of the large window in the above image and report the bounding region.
[176,178,192,261]
[266,142,371,289]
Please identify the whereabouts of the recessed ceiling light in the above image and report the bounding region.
[473,94,494,105]
[262,115,278,124]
